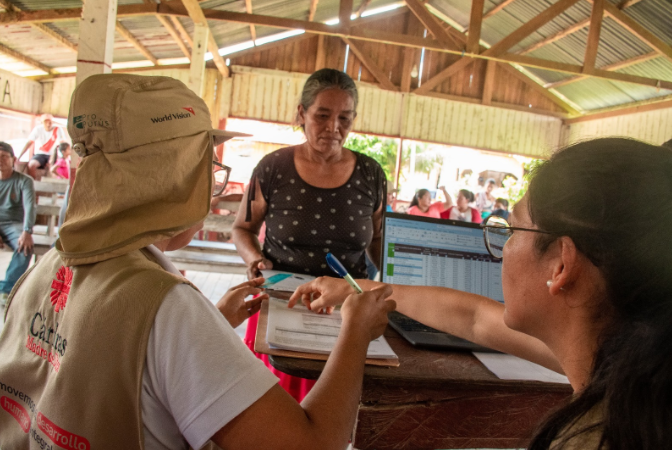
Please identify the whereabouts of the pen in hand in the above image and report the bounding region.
[326,253,363,294]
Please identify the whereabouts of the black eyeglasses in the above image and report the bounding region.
[212,161,231,197]
[481,215,554,259]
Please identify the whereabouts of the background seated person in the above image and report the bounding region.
[490,197,509,220]
[289,137,672,450]
[0,74,395,450]
[440,189,481,223]
[0,141,35,306]
[50,142,71,179]
[17,113,66,180]
[407,186,452,218]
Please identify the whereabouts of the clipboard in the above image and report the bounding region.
[254,299,400,367]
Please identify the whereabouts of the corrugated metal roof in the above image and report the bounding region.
[0,0,671,112]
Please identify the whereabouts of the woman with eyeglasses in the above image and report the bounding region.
[290,137,672,449]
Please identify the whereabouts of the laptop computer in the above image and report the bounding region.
[381,212,503,352]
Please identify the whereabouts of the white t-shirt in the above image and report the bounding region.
[28,125,66,156]
[142,246,278,450]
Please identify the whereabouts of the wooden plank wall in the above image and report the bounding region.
[229,66,563,157]
[0,67,41,114]
[39,68,221,121]
[564,108,672,146]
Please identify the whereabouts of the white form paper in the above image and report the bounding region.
[260,270,315,292]
[473,352,570,384]
[266,297,397,359]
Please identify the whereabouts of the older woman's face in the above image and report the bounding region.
[298,88,356,155]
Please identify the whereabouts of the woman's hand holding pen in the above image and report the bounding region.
[340,285,396,342]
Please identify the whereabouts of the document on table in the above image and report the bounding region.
[261,270,315,292]
[265,297,398,360]
[473,352,570,384]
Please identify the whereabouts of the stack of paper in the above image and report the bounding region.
[266,297,398,360]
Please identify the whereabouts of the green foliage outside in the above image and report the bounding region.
[345,133,443,184]
[502,159,545,205]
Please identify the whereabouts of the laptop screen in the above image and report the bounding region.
[381,213,504,303]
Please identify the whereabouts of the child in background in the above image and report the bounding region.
[50,142,71,179]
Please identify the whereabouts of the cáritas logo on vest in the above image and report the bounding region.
[51,266,72,313]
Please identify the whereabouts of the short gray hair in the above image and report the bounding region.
[296,69,358,124]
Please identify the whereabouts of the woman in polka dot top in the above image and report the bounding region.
[233,68,387,402]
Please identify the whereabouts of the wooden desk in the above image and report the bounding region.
[269,327,573,450]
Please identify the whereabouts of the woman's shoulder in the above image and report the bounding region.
[352,151,384,174]
[255,146,296,172]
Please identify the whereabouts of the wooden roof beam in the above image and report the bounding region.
[339,0,353,30]
[416,0,580,95]
[0,41,53,73]
[404,0,461,51]
[308,0,319,21]
[481,60,496,106]
[467,0,485,54]
[170,16,193,47]
[342,37,397,90]
[244,0,257,43]
[0,0,77,51]
[483,0,517,20]
[600,0,672,63]
[116,21,159,65]
[544,51,659,89]
[582,0,603,73]
[518,18,589,55]
[156,14,191,59]
[353,0,372,19]
[180,0,229,77]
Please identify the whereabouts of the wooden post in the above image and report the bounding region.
[73,0,117,177]
[76,0,117,86]
[189,23,209,97]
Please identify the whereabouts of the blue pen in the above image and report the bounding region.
[326,253,363,294]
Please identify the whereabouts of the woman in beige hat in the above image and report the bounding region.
[0,74,395,450]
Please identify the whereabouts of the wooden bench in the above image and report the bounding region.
[33,180,68,256]
[165,196,248,274]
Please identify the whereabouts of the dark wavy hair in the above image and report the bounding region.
[459,189,475,203]
[409,189,430,208]
[526,138,672,449]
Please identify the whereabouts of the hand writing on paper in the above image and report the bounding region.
[340,285,396,342]
[216,277,268,328]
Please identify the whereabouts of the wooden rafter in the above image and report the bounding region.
[156,15,191,59]
[416,0,580,95]
[308,0,319,21]
[601,1,672,63]
[180,0,229,77]
[518,18,589,55]
[244,0,256,43]
[339,0,353,29]
[0,41,53,73]
[0,0,77,51]
[582,0,603,72]
[2,1,670,93]
[483,0,517,20]
[545,51,659,89]
[481,60,496,106]
[342,37,397,90]
[497,63,578,114]
[353,0,372,19]
[517,0,649,57]
[170,16,193,47]
[467,0,484,54]
[404,0,461,51]
[116,21,159,65]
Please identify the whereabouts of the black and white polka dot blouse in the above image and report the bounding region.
[247,147,386,278]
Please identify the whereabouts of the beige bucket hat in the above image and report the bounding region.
[57,74,246,266]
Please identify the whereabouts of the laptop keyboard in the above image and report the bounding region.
[390,312,443,334]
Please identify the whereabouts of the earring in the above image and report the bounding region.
[546,280,553,288]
